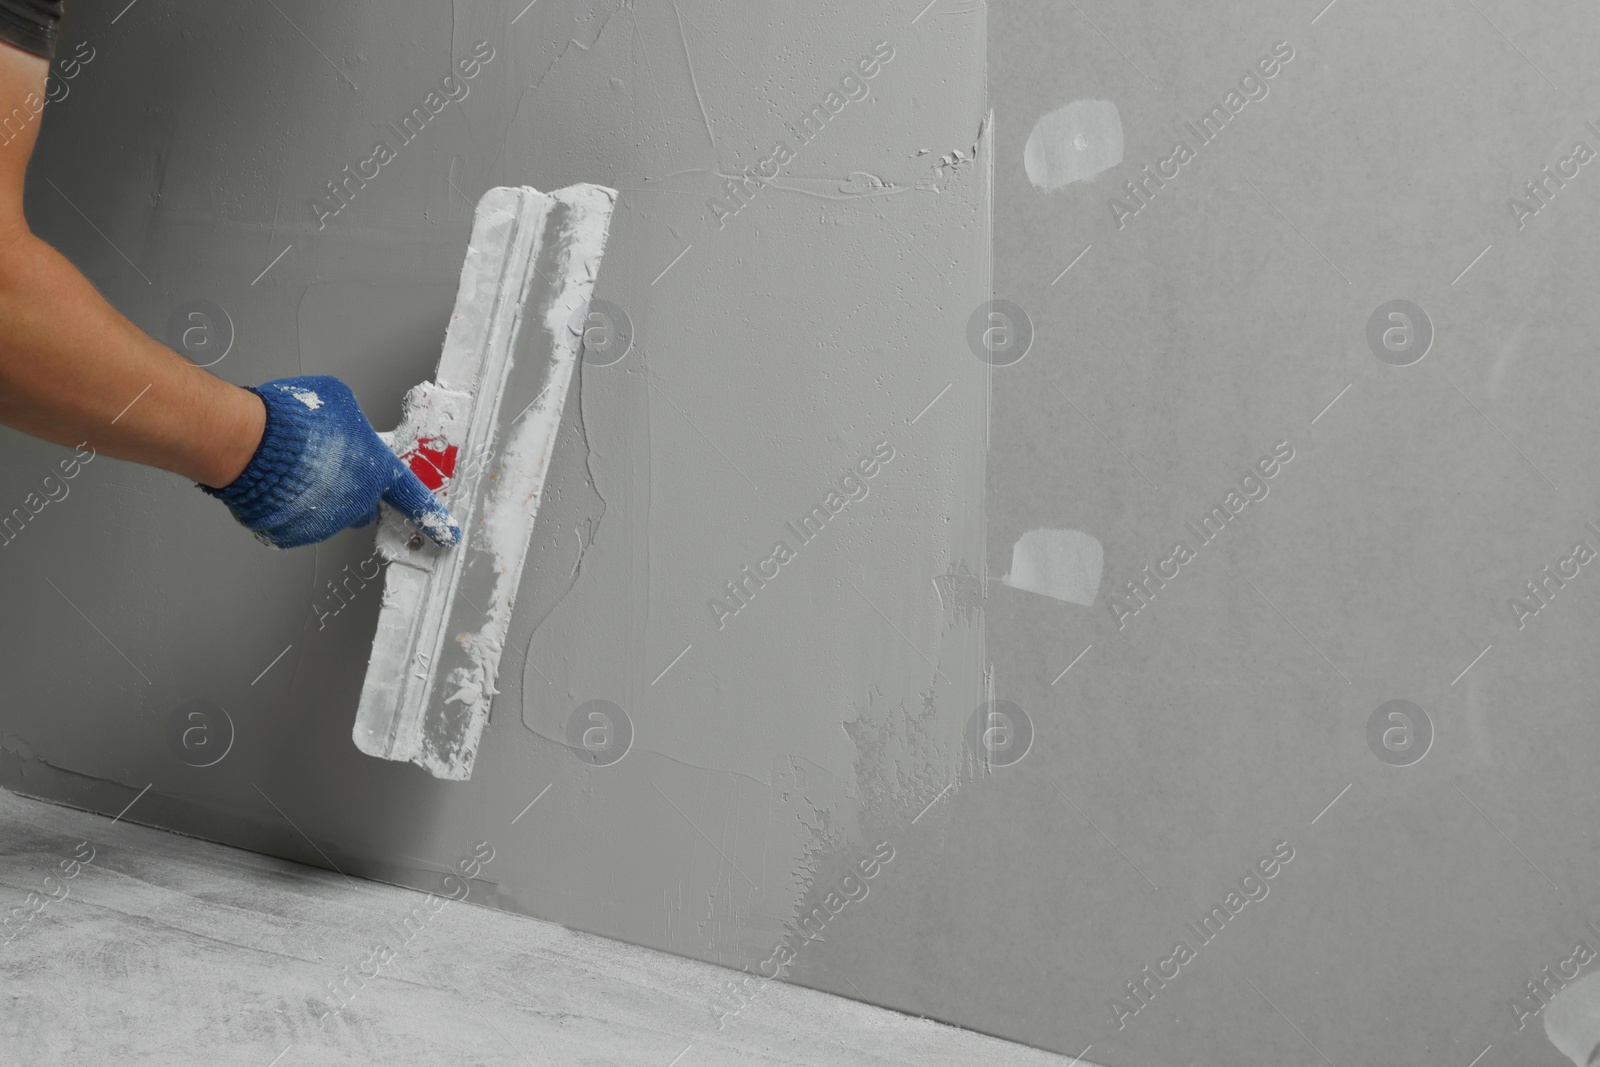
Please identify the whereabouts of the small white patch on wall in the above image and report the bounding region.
[1546,969,1600,1067]
[1023,99,1123,190]
[1001,528,1103,606]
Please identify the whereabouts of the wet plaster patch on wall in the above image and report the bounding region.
[0,0,989,1004]
[933,563,984,630]
[492,0,990,969]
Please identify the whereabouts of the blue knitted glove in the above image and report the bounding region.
[202,375,461,550]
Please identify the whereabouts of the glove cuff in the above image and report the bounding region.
[199,383,322,527]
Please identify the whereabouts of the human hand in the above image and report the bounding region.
[201,375,461,549]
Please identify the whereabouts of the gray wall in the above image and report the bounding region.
[0,0,987,1038]
[788,2,1600,1066]
[12,1,1598,1065]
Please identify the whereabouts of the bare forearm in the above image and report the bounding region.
[0,39,457,550]
[0,230,264,487]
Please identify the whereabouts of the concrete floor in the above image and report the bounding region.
[0,788,1081,1067]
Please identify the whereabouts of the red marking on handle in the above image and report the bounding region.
[408,437,459,491]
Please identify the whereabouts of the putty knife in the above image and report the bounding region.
[354,183,616,780]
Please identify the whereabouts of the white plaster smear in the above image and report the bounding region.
[1546,970,1600,1066]
[1023,99,1123,190]
[1001,528,1103,606]
[356,185,615,780]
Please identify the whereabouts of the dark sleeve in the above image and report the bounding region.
[0,0,62,60]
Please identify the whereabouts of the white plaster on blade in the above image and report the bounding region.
[355,185,616,780]
[357,190,553,773]
[1001,528,1103,606]
[1023,100,1123,190]
[437,186,615,772]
